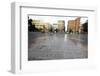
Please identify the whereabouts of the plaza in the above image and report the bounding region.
[28,32,88,60]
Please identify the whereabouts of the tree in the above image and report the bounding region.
[28,18,38,32]
[82,20,88,33]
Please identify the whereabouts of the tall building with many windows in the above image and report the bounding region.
[57,20,65,32]
[67,17,80,33]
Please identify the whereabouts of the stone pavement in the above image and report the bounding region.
[28,32,88,60]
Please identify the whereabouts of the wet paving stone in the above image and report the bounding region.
[28,32,88,61]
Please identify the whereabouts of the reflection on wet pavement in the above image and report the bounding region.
[28,32,88,60]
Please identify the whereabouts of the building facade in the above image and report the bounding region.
[32,20,51,32]
[67,17,80,33]
[58,20,65,32]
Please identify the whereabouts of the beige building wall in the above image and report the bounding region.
[67,17,80,33]
[67,20,75,32]
[58,20,65,32]
[75,17,80,32]
[32,20,51,32]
